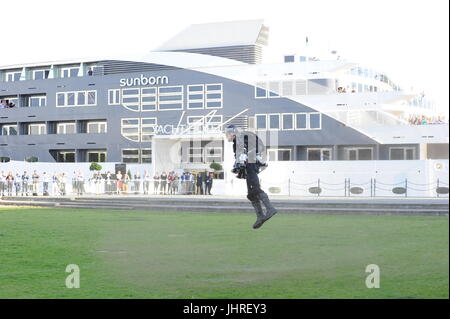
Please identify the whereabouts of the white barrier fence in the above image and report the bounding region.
[1,160,449,197]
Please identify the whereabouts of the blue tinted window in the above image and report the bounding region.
[188,102,203,109]
[256,87,266,98]
[189,94,203,100]
[206,93,221,99]
[282,114,293,129]
[159,103,182,110]
[284,55,295,62]
[159,95,182,102]
[142,96,156,102]
[206,101,221,108]
[310,113,321,129]
[159,86,182,94]
[206,84,221,91]
[296,114,307,129]
[256,115,266,129]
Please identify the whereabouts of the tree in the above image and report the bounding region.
[89,162,102,171]
[209,162,223,171]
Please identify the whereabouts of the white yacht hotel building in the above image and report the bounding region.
[0,20,448,197]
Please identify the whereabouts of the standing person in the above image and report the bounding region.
[52,173,59,196]
[59,173,67,195]
[0,171,5,196]
[134,172,141,194]
[123,172,130,194]
[168,172,175,195]
[196,173,203,195]
[143,170,151,195]
[153,172,160,194]
[95,172,103,195]
[6,172,14,196]
[225,125,278,229]
[32,170,40,196]
[105,171,113,195]
[42,172,49,196]
[160,172,167,195]
[205,172,214,195]
[21,171,30,196]
[116,171,123,194]
[171,174,179,195]
[72,171,78,195]
[77,171,85,196]
[14,173,21,196]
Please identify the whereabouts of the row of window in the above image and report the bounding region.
[255,79,332,98]
[57,91,97,107]
[122,148,152,163]
[3,66,89,82]
[255,113,322,131]
[267,147,416,161]
[109,83,223,111]
[121,118,158,142]
[0,121,107,136]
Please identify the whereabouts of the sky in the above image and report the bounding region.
[1,0,448,114]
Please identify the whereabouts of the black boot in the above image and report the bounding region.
[258,192,278,222]
[251,200,265,229]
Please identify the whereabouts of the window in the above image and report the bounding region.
[1,124,18,136]
[28,123,46,135]
[346,148,372,160]
[268,82,280,98]
[389,147,415,160]
[205,83,223,109]
[87,121,107,134]
[28,95,46,107]
[121,88,140,111]
[282,113,294,130]
[57,122,76,134]
[61,67,79,78]
[56,151,75,162]
[141,118,157,141]
[6,72,21,82]
[307,148,332,161]
[255,82,267,98]
[56,91,96,107]
[33,69,50,80]
[268,148,291,161]
[268,114,280,130]
[141,87,157,111]
[204,146,222,163]
[108,89,121,105]
[188,84,204,109]
[255,114,267,130]
[284,55,295,63]
[158,86,183,110]
[187,116,204,133]
[309,112,322,129]
[188,147,203,163]
[141,149,152,163]
[122,149,140,163]
[205,115,223,131]
[295,113,307,129]
[87,151,107,162]
[121,118,139,141]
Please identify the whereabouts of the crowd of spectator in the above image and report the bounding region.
[407,115,447,125]
[0,169,214,197]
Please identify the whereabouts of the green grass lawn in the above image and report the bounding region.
[0,206,448,299]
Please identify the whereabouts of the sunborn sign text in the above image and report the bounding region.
[119,74,169,87]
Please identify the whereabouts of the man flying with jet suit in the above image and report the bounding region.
[225,125,278,229]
